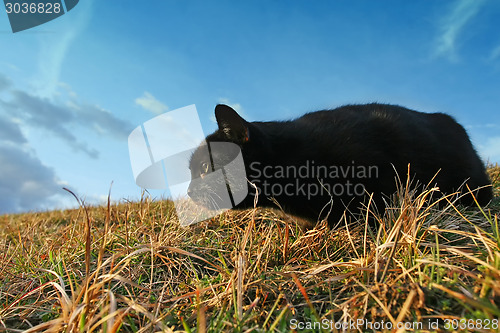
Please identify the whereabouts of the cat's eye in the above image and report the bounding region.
[200,161,210,178]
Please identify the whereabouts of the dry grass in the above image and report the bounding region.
[0,166,499,332]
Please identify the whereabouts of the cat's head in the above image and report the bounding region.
[187,105,249,210]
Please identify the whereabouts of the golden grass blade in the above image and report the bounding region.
[23,318,64,333]
[353,277,397,326]
[395,289,416,333]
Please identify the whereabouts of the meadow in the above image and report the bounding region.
[0,166,499,332]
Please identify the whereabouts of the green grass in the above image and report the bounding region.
[0,165,499,332]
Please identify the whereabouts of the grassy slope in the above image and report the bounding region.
[0,166,499,332]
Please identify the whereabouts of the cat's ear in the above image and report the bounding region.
[215,104,250,143]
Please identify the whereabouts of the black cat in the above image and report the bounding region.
[188,103,492,228]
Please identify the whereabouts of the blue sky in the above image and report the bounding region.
[0,0,499,213]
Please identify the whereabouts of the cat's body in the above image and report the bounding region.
[188,103,492,228]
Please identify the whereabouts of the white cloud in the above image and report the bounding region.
[0,73,11,92]
[434,0,485,61]
[34,0,93,97]
[479,136,500,164]
[0,116,26,144]
[135,92,169,114]
[2,88,133,158]
[489,45,500,61]
[0,72,134,213]
[0,144,64,213]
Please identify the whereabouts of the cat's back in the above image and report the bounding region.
[289,103,430,143]
[296,103,430,126]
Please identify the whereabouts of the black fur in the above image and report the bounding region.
[188,103,492,227]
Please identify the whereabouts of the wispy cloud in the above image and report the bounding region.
[478,136,500,163]
[34,0,93,97]
[3,90,95,157]
[1,83,133,159]
[434,0,485,61]
[135,92,169,114]
[0,73,11,92]
[0,76,134,213]
[489,45,500,61]
[0,116,27,144]
[0,144,63,213]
